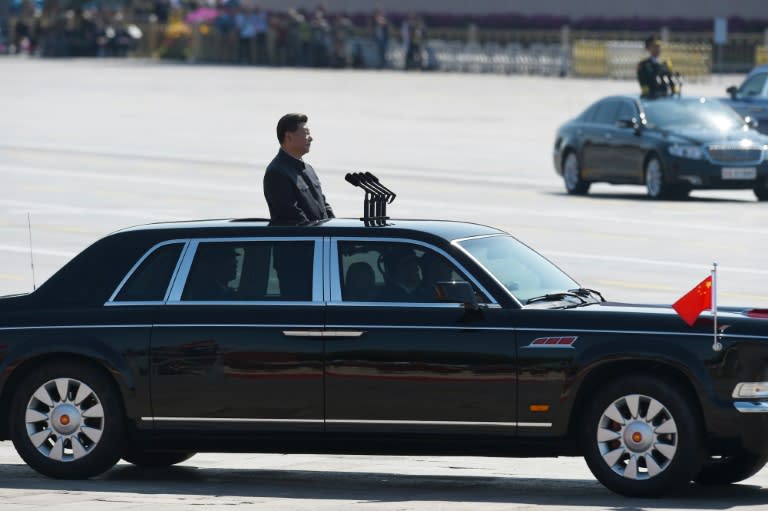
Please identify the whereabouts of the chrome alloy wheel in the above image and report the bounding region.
[645,159,663,198]
[563,153,580,191]
[24,378,105,462]
[596,394,678,480]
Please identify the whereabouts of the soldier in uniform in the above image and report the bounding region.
[637,35,680,99]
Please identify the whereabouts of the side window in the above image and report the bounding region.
[114,243,183,302]
[337,241,480,304]
[616,102,637,122]
[739,73,768,97]
[580,103,600,123]
[181,240,314,302]
[592,101,619,125]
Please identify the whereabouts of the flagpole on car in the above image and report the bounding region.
[712,262,722,352]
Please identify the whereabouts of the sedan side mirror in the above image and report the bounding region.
[744,116,759,130]
[617,117,643,134]
[435,281,479,311]
[726,85,738,99]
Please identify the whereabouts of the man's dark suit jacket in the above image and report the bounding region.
[263,149,335,225]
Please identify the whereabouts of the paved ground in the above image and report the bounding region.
[0,58,767,509]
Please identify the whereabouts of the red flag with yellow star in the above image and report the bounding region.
[672,276,712,326]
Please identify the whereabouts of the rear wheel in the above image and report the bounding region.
[645,156,671,199]
[122,449,196,468]
[563,152,590,195]
[9,360,124,479]
[694,450,768,485]
[581,375,704,497]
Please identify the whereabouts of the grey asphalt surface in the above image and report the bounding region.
[0,58,767,509]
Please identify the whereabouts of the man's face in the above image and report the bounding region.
[649,42,661,58]
[285,122,313,157]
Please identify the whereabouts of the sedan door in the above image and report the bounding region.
[580,100,620,180]
[147,237,325,433]
[602,100,647,183]
[323,238,518,437]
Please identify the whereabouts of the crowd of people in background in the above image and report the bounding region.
[5,0,432,70]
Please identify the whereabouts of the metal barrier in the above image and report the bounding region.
[756,46,768,66]
[573,39,710,80]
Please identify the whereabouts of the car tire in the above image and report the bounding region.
[693,450,768,486]
[9,360,124,479]
[754,180,768,201]
[644,156,671,199]
[122,450,196,468]
[563,152,590,195]
[580,374,704,497]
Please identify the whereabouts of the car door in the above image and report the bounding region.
[605,100,647,183]
[580,100,619,180]
[324,237,518,436]
[147,237,325,432]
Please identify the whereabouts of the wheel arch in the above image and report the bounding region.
[566,359,707,444]
[0,350,136,440]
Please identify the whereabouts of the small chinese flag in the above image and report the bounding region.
[672,276,712,326]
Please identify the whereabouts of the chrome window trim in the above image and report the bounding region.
[106,240,189,305]
[329,236,496,306]
[451,234,524,308]
[164,301,322,307]
[164,236,324,304]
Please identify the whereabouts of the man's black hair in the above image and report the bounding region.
[277,113,308,144]
[645,35,660,49]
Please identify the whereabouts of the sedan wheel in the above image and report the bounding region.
[563,152,590,195]
[581,375,703,497]
[10,360,124,479]
[755,179,768,201]
[645,157,669,199]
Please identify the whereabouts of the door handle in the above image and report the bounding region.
[282,330,365,338]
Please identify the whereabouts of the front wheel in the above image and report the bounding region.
[580,375,704,497]
[694,450,768,485]
[9,360,124,479]
[563,152,590,195]
[645,156,671,199]
[754,180,768,201]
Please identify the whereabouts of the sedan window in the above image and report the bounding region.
[181,241,314,301]
[337,241,479,303]
[591,101,620,125]
[113,243,184,302]
[738,72,768,97]
[457,235,579,304]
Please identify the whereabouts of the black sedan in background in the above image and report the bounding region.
[553,95,768,200]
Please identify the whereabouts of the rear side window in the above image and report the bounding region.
[114,243,183,302]
[181,241,314,302]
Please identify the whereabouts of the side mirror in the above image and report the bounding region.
[435,281,479,311]
[726,85,738,99]
[744,116,759,130]
[617,117,643,134]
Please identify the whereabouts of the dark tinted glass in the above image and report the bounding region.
[739,73,768,97]
[114,243,183,302]
[338,241,476,303]
[616,102,637,121]
[182,241,314,301]
[592,101,620,124]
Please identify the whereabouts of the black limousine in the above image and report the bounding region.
[0,217,766,497]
